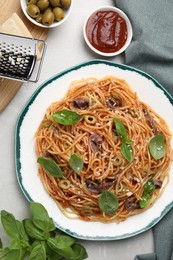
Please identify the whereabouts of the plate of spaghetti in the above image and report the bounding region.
[16,60,173,240]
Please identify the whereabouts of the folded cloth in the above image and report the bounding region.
[115,0,173,96]
[114,1,173,259]
[134,254,156,260]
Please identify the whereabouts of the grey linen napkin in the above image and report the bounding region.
[115,0,173,96]
[114,1,173,260]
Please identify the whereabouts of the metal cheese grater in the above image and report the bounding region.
[0,33,46,82]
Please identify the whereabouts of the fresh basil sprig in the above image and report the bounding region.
[69,153,84,175]
[98,190,119,215]
[114,118,133,163]
[149,134,166,160]
[30,202,55,232]
[53,109,82,125]
[0,202,88,260]
[37,157,64,179]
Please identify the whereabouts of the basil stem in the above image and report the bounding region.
[53,109,82,125]
[149,134,166,160]
[37,157,64,178]
[69,153,84,175]
[98,190,119,215]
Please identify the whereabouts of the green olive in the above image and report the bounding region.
[42,10,55,25]
[43,6,53,13]
[50,0,61,7]
[37,0,49,11]
[27,0,37,5]
[27,4,40,18]
[60,0,71,9]
[53,7,64,21]
[35,13,43,23]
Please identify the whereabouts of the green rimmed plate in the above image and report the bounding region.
[15,60,173,240]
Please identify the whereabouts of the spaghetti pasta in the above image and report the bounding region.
[35,76,172,222]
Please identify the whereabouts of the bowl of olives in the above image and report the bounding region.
[20,0,72,28]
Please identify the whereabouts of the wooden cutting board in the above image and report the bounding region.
[0,1,49,112]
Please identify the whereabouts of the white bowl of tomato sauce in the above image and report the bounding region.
[83,6,133,57]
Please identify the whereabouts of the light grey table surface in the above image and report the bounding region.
[0,0,154,259]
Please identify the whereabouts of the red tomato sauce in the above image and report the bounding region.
[86,10,128,53]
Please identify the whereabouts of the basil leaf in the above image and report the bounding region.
[139,191,150,208]
[30,202,55,232]
[44,241,62,260]
[98,190,119,215]
[53,110,82,125]
[23,219,49,241]
[47,251,62,260]
[29,243,46,260]
[47,237,74,259]
[16,220,29,241]
[1,211,21,240]
[37,157,64,178]
[0,248,24,260]
[144,178,155,194]
[69,153,84,175]
[120,142,133,163]
[57,233,76,247]
[70,244,88,260]
[0,239,2,249]
[114,118,127,141]
[149,134,166,160]
[9,238,29,250]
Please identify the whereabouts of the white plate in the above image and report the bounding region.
[15,60,173,240]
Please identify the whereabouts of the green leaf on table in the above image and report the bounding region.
[114,118,127,141]
[57,233,76,247]
[47,236,74,259]
[69,153,84,175]
[29,243,46,260]
[37,157,64,178]
[23,219,49,241]
[44,241,62,260]
[149,134,166,160]
[0,248,24,260]
[9,238,29,251]
[30,202,55,232]
[98,190,119,215]
[70,244,88,260]
[120,142,133,163]
[53,110,82,125]
[1,211,27,240]
[0,238,3,248]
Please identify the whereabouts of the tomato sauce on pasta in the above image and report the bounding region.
[35,76,172,222]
